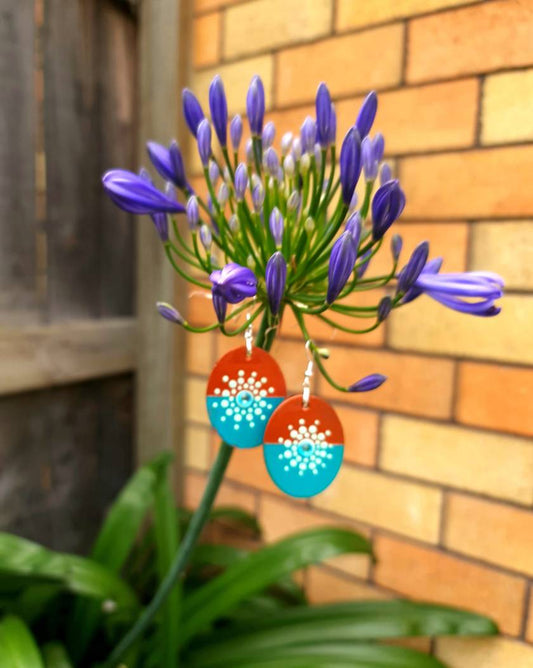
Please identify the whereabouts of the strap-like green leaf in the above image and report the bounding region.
[191,599,497,658]
[187,641,446,668]
[68,453,172,662]
[0,615,44,668]
[180,527,371,644]
[41,642,73,668]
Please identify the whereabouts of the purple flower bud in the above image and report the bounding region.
[157,302,185,325]
[300,153,311,174]
[362,136,377,181]
[252,183,265,212]
[355,91,378,139]
[328,103,337,145]
[301,116,317,154]
[230,114,243,151]
[228,214,239,233]
[269,207,284,247]
[234,163,248,200]
[264,146,279,177]
[287,190,300,212]
[262,121,276,148]
[200,224,212,251]
[210,263,257,305]
[316,83,332,148]
[380,162,392,185]
[373,133,385,162]
[314,144,322,170]
[197,119,212,166]
[165,181,177,202]
[150,212,168,241]
[349,190,359,211]
[281,132,293,156]
[182,89,205,137]
[377,296,392,322]
[345,211,362,248]
[339,127,362,206]
[391,233,403,262]
[208,160,219,184]
[186,196,199,229]
[245,139,254,165]
[146,141,187,189]
[327,231,357,304]
[372,179,406,240]
[397,241,429,294]
[349,373,387,393]
[212,292,227,323]
[102,169,184,214]
[246,75,265,136]
[265,251,287,315]
[208,75,228,147]
[357,250,372,279]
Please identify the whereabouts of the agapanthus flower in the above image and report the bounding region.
[157,302,185,325]
[103,75,503,398]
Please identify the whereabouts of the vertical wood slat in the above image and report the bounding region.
[0,2,36,315]
[43,0,136,320]
[136,0,188,469]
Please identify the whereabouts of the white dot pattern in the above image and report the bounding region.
[211,369,275,431]
[277,418,334,477]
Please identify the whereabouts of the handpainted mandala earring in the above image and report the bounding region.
[206,321,286,448]
[263,343,344,498]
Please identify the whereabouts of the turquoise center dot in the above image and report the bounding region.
[236,389,254,409]
[298,440,314,458]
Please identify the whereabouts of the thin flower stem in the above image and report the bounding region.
[164,245,211,290]
[103,312,274,668]
[317,313,381,335]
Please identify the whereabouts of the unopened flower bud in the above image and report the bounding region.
[182,88,205,137]
[355,91,377,139]
[197,119,212,167]
[283,154,295,177]
[246,75,265,136]
[287,190,300,212]
[372,179,406,241]
[377,296,392,322]
[157,302,185,325]
[234,163,248,201]
[265,251,287,315]
[301,116,317,154]
[316,82,332,148]
[217,182,229,206]
[208,160,219,184]
[186,196,199,229]
[200,224,212,251]
[340,127,362,205]
[380,162,392,185]
[327,231,357,304]
[345,211,362,248]
[230,114,243,151]
[349,373,386,393]
[208,75,228,147]
[269,207,284,247]
[245,138,254,165]
[304,216,314,233]
[228,214,239,233]
[262,121,276,148]
[252,184,264,212]
[281,132,293,156]
[300,153,311,174]
[397,241,429,294]
[292,137,302,160]
[391,233,403,262]
[264,146,279,177]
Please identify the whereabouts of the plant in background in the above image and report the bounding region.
[0,455,497,668]
[0,73,500,668]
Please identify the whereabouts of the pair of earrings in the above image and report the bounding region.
[205,323,344,498]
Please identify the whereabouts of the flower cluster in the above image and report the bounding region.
[103,75,504,395]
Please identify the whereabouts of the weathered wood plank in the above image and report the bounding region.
[0,317,136,396]
[0,1,36,314]
[136,0,187,467]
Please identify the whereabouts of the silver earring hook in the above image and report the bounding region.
[244,312,253,358]
[302,340,314,408]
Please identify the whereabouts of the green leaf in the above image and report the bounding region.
[0,533,137,612]
[206,507,261,536]
[153,455,180,668]
[180,527,371,644]
[0,615,44,668]
[41,643,73,668]
[68,453,172,662]
[186,641,446,668]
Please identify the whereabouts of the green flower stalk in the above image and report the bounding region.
[101,75,504,665]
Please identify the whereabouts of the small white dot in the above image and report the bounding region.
[261,377,267,383]
[214,388,221,395]
[238,370,245,376]
[222,375,229,382]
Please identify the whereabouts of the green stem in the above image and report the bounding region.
[103,312,274,667]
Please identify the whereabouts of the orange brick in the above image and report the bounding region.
[186,332,214,375]
[371,222,468,277]
[313,466,442,542]
[276,25,404,106]
[193,13,221,68]
[184,423,211,470]
[444,493,533,577]
[407,1,533,83]
[307,566,391,604]
[194,0,236,13]
[527,588,533,643]
[333,403,379,467]
[401,146,533,219]
[336,0,482,31]
[183,469,257,513]
[187,287,214,326]
[272,338,319,394]
[318,345,454,419]
[436,638,533,668]
[482,69,533,145]
[224,0,332,59]
[185,377,209,424]
[457,362,533,437]
[374,534,526,636]
[259,495,371,578]
[337,80,478,155]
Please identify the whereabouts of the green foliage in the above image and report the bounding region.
[0,453,497,667]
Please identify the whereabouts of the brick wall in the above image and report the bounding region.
[183,1,533,665]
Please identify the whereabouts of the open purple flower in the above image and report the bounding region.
[209,263,257,323]
[102,169,184,214]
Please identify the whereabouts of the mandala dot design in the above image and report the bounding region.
[263,395,344,498]
[206,346,286,449]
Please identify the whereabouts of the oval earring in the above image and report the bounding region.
[263,342,344,498]
[206,319,286,448]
